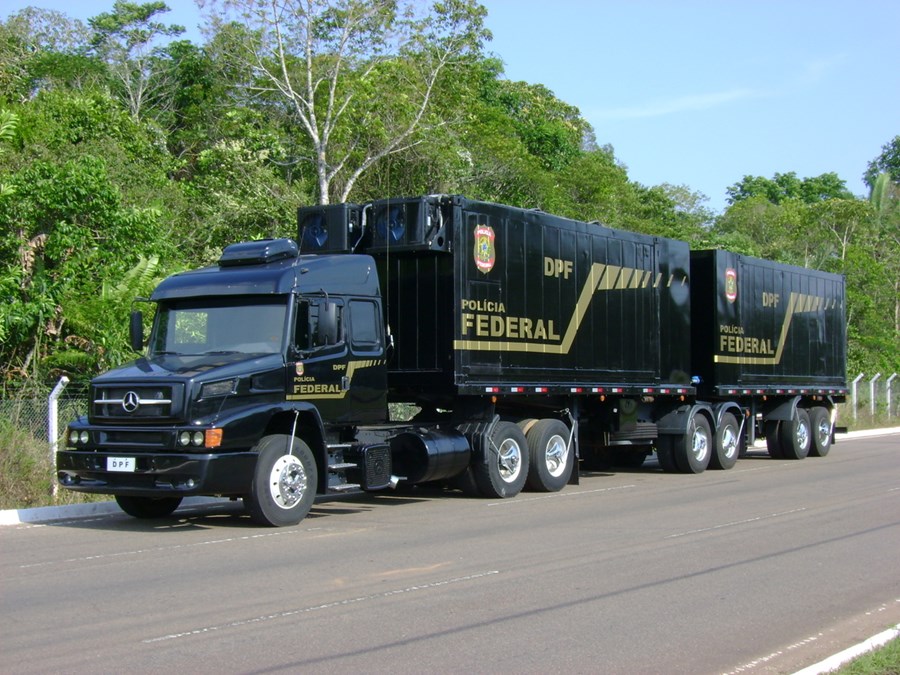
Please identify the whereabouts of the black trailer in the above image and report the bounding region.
[690,249,847,459]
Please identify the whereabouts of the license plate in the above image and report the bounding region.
[107,457,136,472]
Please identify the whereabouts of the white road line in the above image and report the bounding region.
[665,508,807,539]
[487,484,636,507]
[143,570,501,644]
[17,527,328,569]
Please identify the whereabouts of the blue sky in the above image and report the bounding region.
[5,0,898,212]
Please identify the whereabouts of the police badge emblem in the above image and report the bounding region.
[474,225,495,274]
[725,268,737,303]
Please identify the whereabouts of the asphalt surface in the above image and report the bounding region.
[2,431,898,674]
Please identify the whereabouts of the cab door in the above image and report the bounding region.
[287,297,387,425]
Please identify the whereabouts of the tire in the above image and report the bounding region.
[710,412,741,470]
[245,435,317,526]
[765,421,784,459]
[809,407,832,457]
[524,419,572,492]
[115,495,182,519]
[672,415,712,474]
[655,436,679,473]
[474,421,529,498]
[779,408,811,460]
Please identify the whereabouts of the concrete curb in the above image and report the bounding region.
[792,623,900,675]
[0,496,230,526]
[3,427,899,527]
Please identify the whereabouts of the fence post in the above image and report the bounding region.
[851,373,865,421]
[48,376,69,499]
[888,373,898,419]
[869,374,882,417]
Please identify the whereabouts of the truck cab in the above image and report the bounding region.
[58,238,390,525]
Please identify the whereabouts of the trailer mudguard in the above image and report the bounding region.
[763,396,801,423]
[656,402,714,436]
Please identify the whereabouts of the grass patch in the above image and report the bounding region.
[0,418,104,510]
[834,633,900,674]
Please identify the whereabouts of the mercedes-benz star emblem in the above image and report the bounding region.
[122,391,141,413]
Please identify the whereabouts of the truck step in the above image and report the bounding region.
[328,483,361,492]
[328,462,357,471]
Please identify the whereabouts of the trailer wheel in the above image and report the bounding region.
[809,407,832,457]
[655,436,679,473]
[672,415,712,474]
[115,495,182,519]
[710,413,741,470]
[765,421,784,459]
[779,409,811,460]
[245,435,317,526]
[474,421,529,498]
[524,419,572,492]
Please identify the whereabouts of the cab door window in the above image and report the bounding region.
[348,299,381,353]
[294,299,343,352]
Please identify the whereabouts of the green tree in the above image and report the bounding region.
[726,171,854,205]
[88,1,185,120]
[206,0,490,204]
[0,109,17,198]
[864,136,900,190]
[0,8,98,102]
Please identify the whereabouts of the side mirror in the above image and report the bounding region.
[129,311,144,352]
[317,301,339,346]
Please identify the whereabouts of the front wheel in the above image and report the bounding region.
[524,419,572,492]
[474,421,529,498]
[245,435,317,526]
[115,495,182,519]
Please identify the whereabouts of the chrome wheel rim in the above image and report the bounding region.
[721,425,739,460]
[497,438,523,483]
[692,424,710,463]
[544,433,570,477]
[269,454,307,509]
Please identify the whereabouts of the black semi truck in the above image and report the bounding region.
[58,195,848,526]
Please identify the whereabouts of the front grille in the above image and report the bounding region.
[91,383,184,423]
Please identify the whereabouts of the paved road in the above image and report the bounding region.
[2,433,898,674]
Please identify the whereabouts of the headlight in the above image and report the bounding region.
[200,379,236,399]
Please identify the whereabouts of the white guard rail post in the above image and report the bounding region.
[851,373,865,421]
[48,376,70,499]
[870,373,882,417]
[887,374,897,418]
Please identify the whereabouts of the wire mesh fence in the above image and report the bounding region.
[0,382,90,443]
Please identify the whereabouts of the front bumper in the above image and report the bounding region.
[56,450,256,498]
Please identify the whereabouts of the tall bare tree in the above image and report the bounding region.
[89,1,185,120]
[202,0,488,204]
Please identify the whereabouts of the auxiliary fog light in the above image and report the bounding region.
[68,430,89,445]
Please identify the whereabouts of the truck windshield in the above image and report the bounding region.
[151,297,287,356]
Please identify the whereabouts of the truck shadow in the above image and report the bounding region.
[40,485,481,533]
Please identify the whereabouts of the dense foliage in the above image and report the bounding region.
[1,2,897,388]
